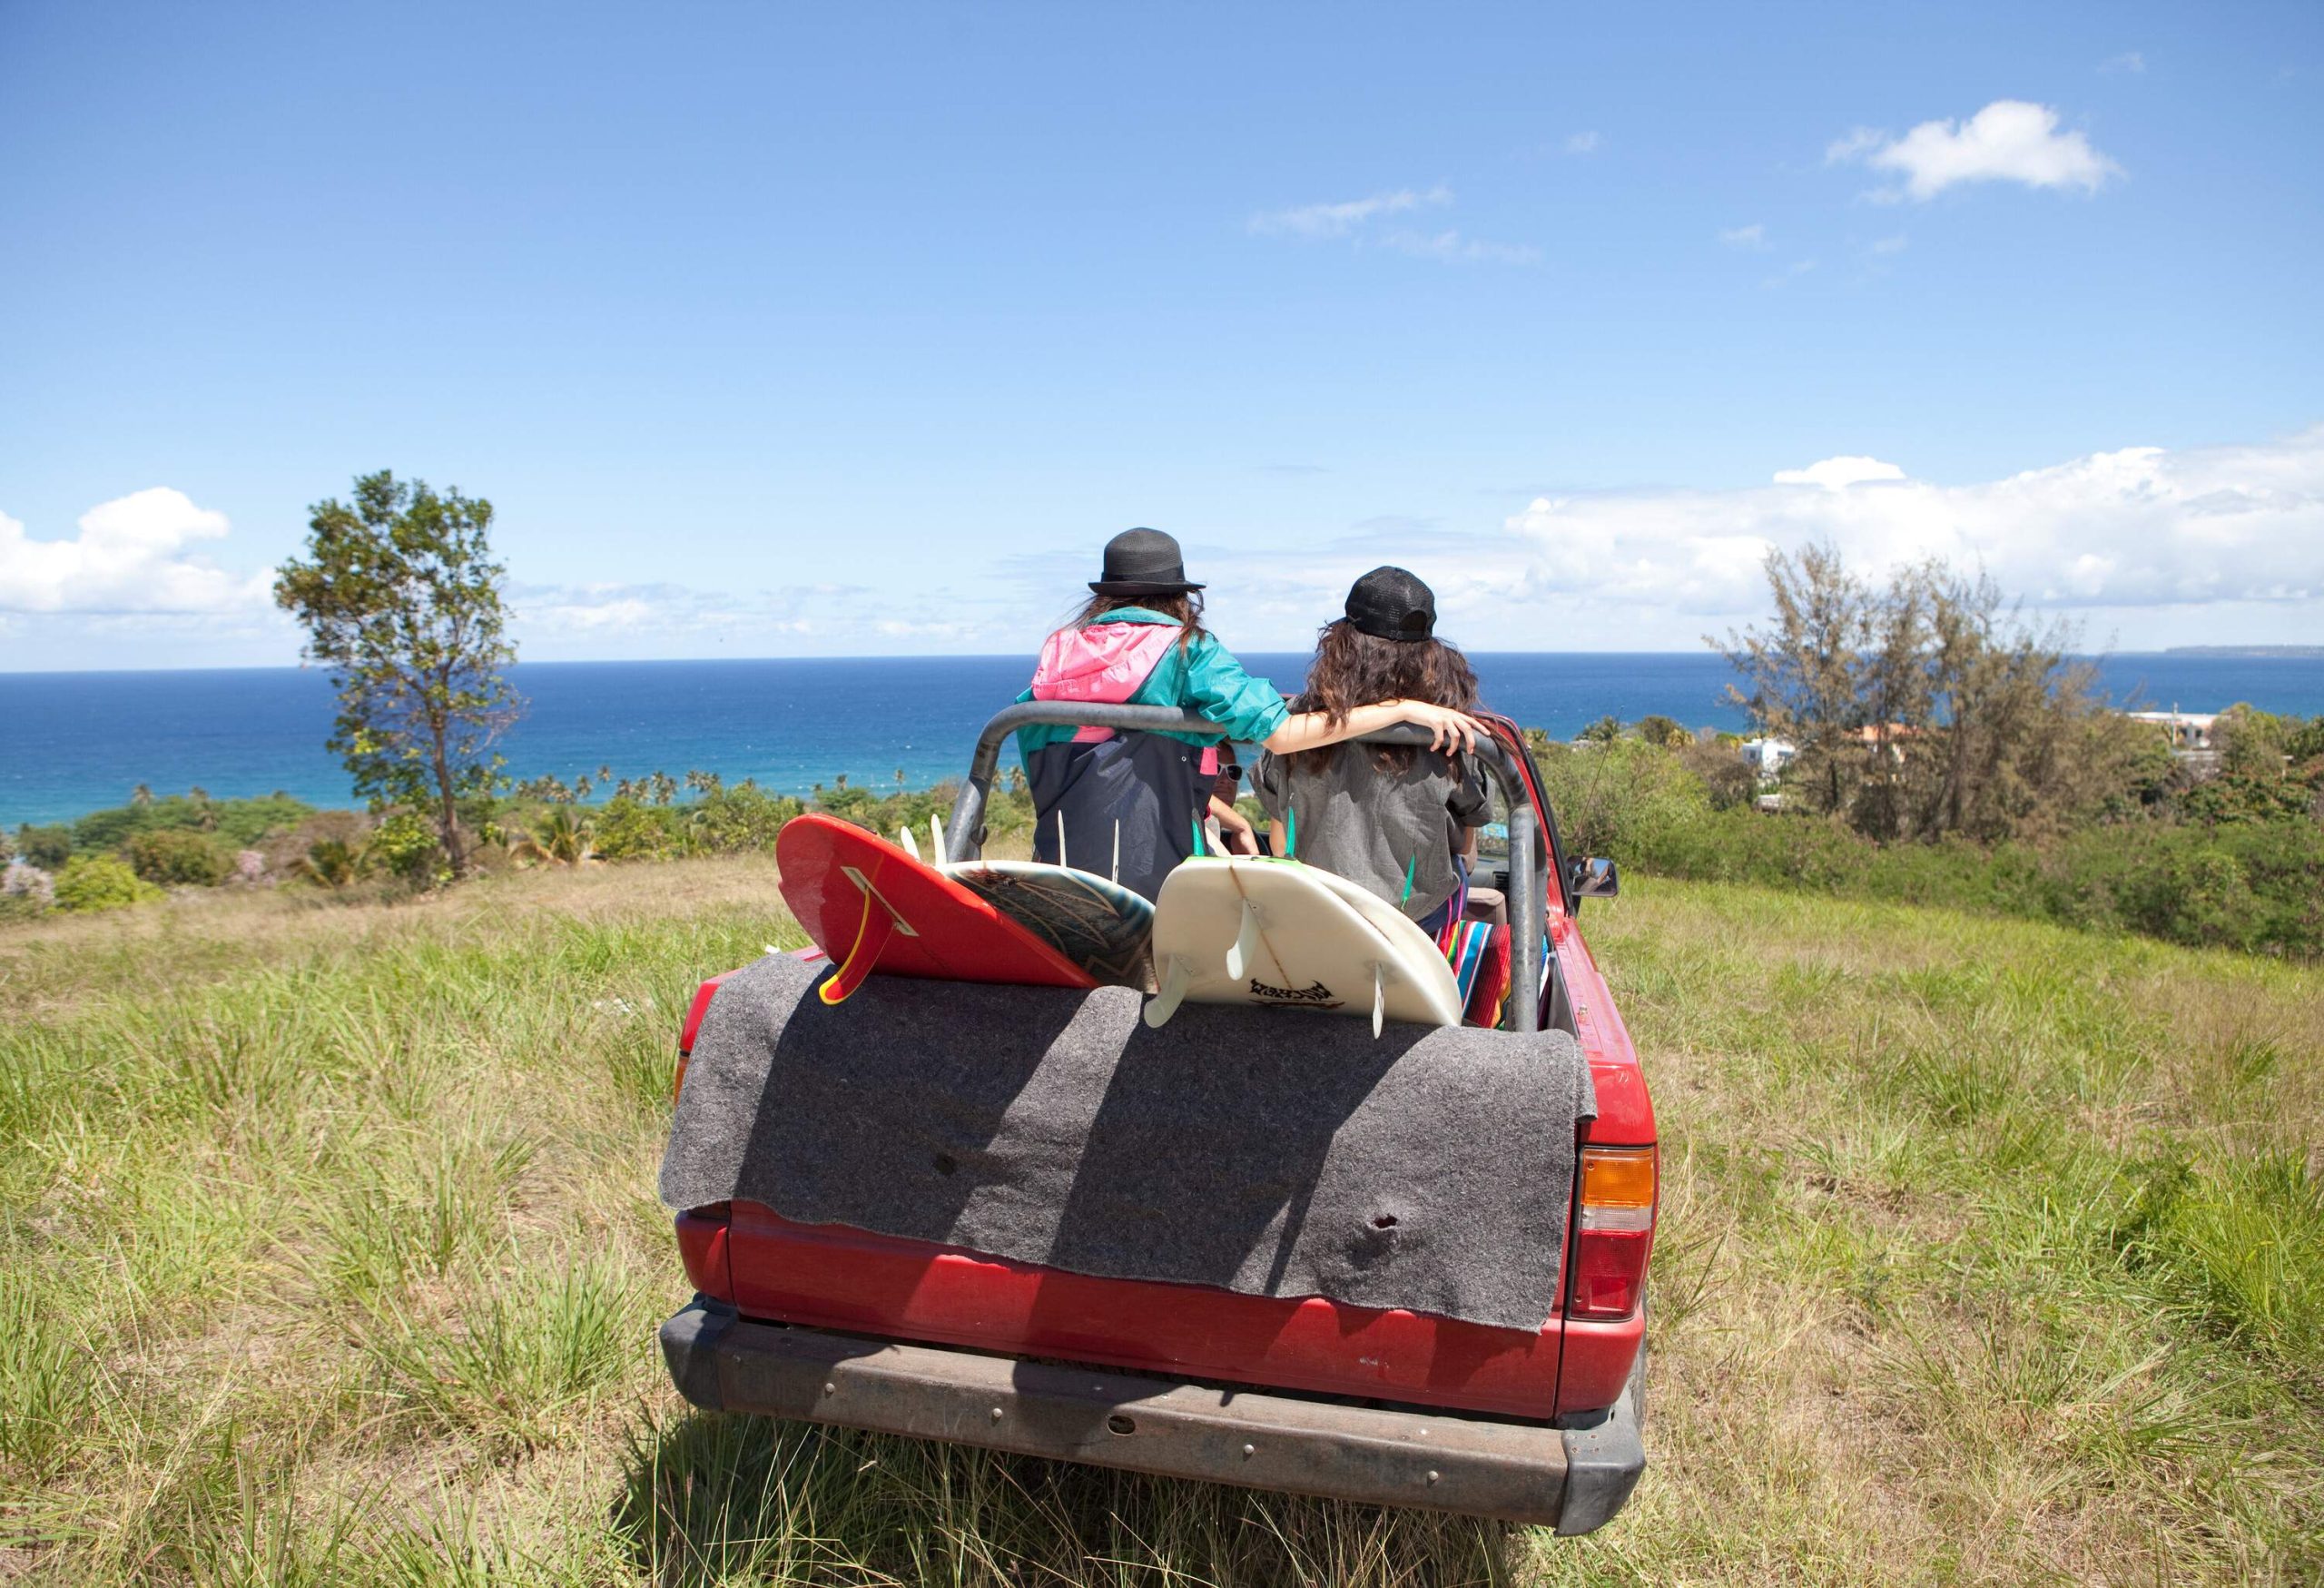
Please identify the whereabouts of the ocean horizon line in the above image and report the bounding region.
[7,649,2323,830]
[0,645,2270,681]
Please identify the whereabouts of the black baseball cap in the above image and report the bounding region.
[1344,566,1435,641]
[1090,528,1206,597]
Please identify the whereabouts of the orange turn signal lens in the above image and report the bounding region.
[1578,1146,1656,1229]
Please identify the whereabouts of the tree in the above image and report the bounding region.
[516,807,595,866]
[53,855,162,912]
[124,828,231,886]
[292,838,364,889]
[1716,544,1876,821]
[273,471,520,878]
[1633,715,1692,750]
[2213,704,2291,781]
[16,825,72,870]
[1718,545,2133,845]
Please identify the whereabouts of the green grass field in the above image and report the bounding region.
[3,861,2318,1585]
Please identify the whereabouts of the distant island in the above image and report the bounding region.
[2162,646,2324,658]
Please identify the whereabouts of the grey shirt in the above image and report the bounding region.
[1251,743,1492,922]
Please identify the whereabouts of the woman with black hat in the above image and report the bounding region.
[1250,566,1492,940]
[1018,531,1482,902]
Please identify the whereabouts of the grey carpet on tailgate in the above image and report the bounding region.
[660,952,1596,1331]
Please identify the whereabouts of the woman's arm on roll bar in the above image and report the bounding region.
[1259,699,1485,756]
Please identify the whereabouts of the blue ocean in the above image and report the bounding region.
[5,652,2320,829]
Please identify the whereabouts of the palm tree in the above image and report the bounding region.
[515,807,594,867]
[293,838,363,888]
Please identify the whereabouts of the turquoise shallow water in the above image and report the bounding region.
[4,651,2319,829]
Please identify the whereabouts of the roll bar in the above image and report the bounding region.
[942,702,1546,1034]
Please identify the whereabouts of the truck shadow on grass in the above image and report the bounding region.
[616,1407,1527,1588]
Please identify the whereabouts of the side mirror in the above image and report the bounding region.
[1571,856,1619,900]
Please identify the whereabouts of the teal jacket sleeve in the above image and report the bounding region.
[1180,636,1291,743]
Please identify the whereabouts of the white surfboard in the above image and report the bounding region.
[1146,856,1463,1036]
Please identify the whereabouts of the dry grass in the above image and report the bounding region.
[1,861,2317,1585]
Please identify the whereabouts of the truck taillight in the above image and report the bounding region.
[675,979,724,1100]
[1567,1146,1655,1320]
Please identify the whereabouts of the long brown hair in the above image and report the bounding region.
[1060,590,1209,652]
[1291,619,1480,772]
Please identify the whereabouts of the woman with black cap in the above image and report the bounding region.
[1250,567,1492,941]
[1018,531,1482,902]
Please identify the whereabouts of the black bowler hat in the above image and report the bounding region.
[1089,528,1205,597]
[1344,566,1436,641]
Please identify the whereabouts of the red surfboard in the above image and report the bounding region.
[774,814,1097,1004]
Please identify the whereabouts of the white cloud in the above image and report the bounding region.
[533,595,657,632]
[0,488,271,614]
[1250,184,1535,264]
[2100,51,2145,74]
[1825,127,1887,164]
[1563,131,1601,154]
[1718,223,1768,249]
[1493,427,2324,618]
[1773,456,1909,489]
[1868,233,1909,255]
[503,577,1018,656]
[1830,100,2122,201]
[1248,186,1451,239]
[1383,229,1541,266]
[1763,257,1817,288]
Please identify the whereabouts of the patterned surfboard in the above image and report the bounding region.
[944,861,1156,987]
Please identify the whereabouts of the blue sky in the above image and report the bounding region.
[2,0,2319,669]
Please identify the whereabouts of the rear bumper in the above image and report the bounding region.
[659,1298,1644,1534]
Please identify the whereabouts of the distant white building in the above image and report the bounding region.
[1738,738,1797,780]
[2125,710,2218,753]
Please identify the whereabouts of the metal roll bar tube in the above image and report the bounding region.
[941,703,1544,1034]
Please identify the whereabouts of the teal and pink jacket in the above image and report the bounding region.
[1016,608,1288,900]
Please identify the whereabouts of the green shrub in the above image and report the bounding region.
[293,838,365,888]
[684,784,803,854]
[123,828,232,887]
[364,813,445,883]
[1527,729,2323,960]
[72,792,315,854]
[590,797,682,862]
[1531,738,1718,863]
[15,825,72,870]
[51,856,162,912]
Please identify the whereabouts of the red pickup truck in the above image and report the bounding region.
[658,705,1655,1534]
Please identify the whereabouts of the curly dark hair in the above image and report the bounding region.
[1290,619,1480,773]
[1060,590,1209,652]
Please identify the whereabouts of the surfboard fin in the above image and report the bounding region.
[819,886,899,1005]
[931,813,946,861]
[1056,811,1068,872]
[1226,898,1261,981]
[1145,954,1192,1029]
[897,825,921,860]
[1111,821,1120,884]
[1371,962,1386,1039]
